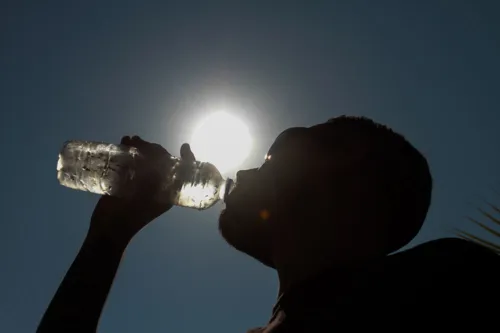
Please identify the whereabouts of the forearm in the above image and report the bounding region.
[37,234,129,333]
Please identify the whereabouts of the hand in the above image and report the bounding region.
[88,136,196,244]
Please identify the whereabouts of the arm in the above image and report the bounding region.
[37,136,195,333]
[36,234,129,333]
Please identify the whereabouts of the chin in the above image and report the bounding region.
[218,207,275,268]
[218,206,250,247]
[218,208,239,244]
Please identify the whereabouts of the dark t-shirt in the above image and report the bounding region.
[248,238,500,332]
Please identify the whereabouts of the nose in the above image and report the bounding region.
[236,168,258,184]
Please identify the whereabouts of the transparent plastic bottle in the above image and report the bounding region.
[56,140,234,210]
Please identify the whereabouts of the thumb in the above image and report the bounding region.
[180,143,196,162]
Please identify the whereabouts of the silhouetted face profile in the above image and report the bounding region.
[219,116,432,268]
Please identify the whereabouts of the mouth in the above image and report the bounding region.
[220,189,237,217]
[223,178,236,203]
[220,181,246,216]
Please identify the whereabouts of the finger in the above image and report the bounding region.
[121,136,131,145]
[180,143,196,162]
[130,135,153,150]
[131,135,149,144]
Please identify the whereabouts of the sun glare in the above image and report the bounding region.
[190,112,252,174]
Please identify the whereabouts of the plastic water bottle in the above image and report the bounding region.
[56,140,234,210]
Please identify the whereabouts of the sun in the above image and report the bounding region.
[190,112,252,174]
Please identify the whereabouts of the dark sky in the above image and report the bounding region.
[2,1,500,332]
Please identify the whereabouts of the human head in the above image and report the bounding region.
[219,116,432,270]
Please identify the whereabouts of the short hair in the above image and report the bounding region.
[311,116,433,253]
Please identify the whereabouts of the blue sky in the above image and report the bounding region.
[2,1,500,332]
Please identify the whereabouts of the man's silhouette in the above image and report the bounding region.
[38,116,500,332]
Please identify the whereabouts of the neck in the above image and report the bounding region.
[275,251,341,297]
[271,212,380,298]
[274,244,378,298]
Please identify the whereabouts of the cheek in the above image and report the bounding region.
[220,199,270,231]
[220,174,277,235]
[218,207,272,250]
[236,179,276,214]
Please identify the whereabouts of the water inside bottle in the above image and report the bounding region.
[57,141,139,196]
[57,140,233,210]
[170,159,229,210]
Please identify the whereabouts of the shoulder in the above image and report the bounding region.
[408,237,499,259]
[393,237,500,280]
[385,238,499,312]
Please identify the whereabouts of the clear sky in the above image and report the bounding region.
[2,1,500,332]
